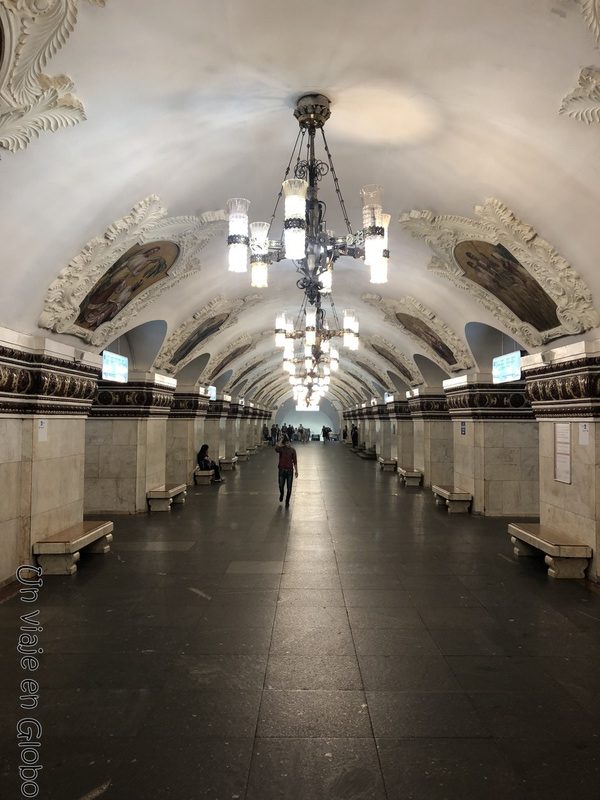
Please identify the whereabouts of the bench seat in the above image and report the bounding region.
[358,447,377,460]
[236,451,249,461]
[147,483,187,512]
[378,456,398,472]
[508,522,592,579]
[398,466,423,486]
[219,456,238,471]
[33,520,114,575]
[432,484,472,513]
[193,468,215,485]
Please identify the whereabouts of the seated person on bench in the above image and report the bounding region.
[197,444,224,483]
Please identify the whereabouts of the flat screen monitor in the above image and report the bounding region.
[102,351,128,383]
[492,350,522,384]
[384,392,394,404]
[207,385,217,401]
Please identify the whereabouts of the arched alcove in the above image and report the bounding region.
[387,371,410,395]
[175,352,211,386]
[214,370,233,392]
[413,354,450,386]
[105,320,167,372]
[464,322,526,373]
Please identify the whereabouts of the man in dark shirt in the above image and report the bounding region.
[275,434,298,507]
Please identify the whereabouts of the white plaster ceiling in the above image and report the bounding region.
[2,0,600,408]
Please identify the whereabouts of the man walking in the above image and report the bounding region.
[275,434,298,507]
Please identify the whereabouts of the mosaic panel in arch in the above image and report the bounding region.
[209,343,253,381]
[75,241,180,331]
[170,313,231,366]
[395,313,457,367]
[370,343,413,383]
[453,240,559,333]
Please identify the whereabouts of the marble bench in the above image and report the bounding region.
[378,457,397,472]
[33,520,114,575]
[247,446,258,456]
[508,522,592,579]
[193,468,215,485]
[398,466,423,486]
[358,447,377,460]
[219,456,238,471]
[236,450,249,461]
[147,483,187,512]
[432,484,472,513]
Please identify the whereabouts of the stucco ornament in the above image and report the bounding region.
[152,294,261,375]
[200,331,272,385]
[560,66,600,123]
[38,195,227,348]
[362,293,473,373]
[0,0,104,153]
[580,0,600,43]
[225,352,276,394]
[365,335,424,387]
[399,199,599,347]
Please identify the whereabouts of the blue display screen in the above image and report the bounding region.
[492,350,522,384]
[102,351,128,383]
[208,385,217,401]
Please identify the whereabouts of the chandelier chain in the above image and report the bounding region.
[267,128,304,238]
[320,128,353,236]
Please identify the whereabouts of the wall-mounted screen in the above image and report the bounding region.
[492,350,522,384]
[384,392,394,404]
[207,385,217,401]
[102,351,128,383]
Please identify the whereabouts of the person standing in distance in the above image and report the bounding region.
[275,434,298,507]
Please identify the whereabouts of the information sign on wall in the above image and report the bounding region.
[554,422,571,484]
[460,421,466,436]
[492,350,522,384]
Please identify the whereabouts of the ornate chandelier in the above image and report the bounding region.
[227,93,390,409]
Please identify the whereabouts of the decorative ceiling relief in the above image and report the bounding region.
[362,293,473,372]
[399,199,599,347]
[560,66,600,123]
[226,353,276,394]
[347,353,393,392]
[0,0,105,153]
[153,295,261,375]
[38,195,227,348]
[365,336,423,386]
[201,333,273,384]
[559,2,600,122]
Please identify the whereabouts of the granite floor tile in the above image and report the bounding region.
[257,690,371,738]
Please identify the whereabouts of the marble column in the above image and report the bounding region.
[203,394,230,461]
[237,407,250,459]
[166,386,210,485]
[443,373,539,516]
[522,340,600,581]
[84,372,176,514]
[373,404,393,459]
[407,388,453,487]
[0,327,101,587]
[387,400,414,467]
[224,401,242,459]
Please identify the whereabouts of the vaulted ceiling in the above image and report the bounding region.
[2,0,600,411]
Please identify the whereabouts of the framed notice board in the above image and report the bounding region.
[554,422,571,484]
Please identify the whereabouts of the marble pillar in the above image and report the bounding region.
[0,327,100,587]
[522,340,600,582]
[204,394,230,461]
[84,372,176,514]
[166,387,210,485]
[224,402,242,459]
[373,404,393,459]
[388,400,413,467]
[407,388,453,487]
[443,373,539,516]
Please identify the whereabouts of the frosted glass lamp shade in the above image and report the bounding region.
[227,198,250,273]
[370,259,388,284]
[251,261,268,287]
[228,244,248,273]
[320,268,333,294]
[305,309,317,328]
[305,329,316,346]
[283,179,308,260]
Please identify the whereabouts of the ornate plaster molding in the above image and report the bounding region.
[345,351,393,392]
[38,197,227,348]
[580,0,600,44]
[169,391,210,419]
[0,0,105,153]
[0,342,99,415]
[560,66,600,123]
[444,382,533,420]
[201,333,253,384]
[91,380,175,418]
[407,393,449,419]
[362,293,473,373]
[365,335,424,386]
[523,355,600,418]
[225,352,275,394]
[399,199,599,347]
[153,294,261,375]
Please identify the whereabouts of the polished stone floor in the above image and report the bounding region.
[2,442,600,799]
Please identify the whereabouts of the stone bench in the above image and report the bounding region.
[432,484,472,513]
[378,457,397,472]
[398,466,423,486]
[193,468,215,485]
[358,448,377,460]
[147,483,187,512]
[33,520,114,575]
[236,451,249,461]
[219,456,238,471]
[247,446,258,455]
[508,522,592,579]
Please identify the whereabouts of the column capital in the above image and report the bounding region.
[92,372,177,418]
[442,373,533,421]
[406,387,449,419]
